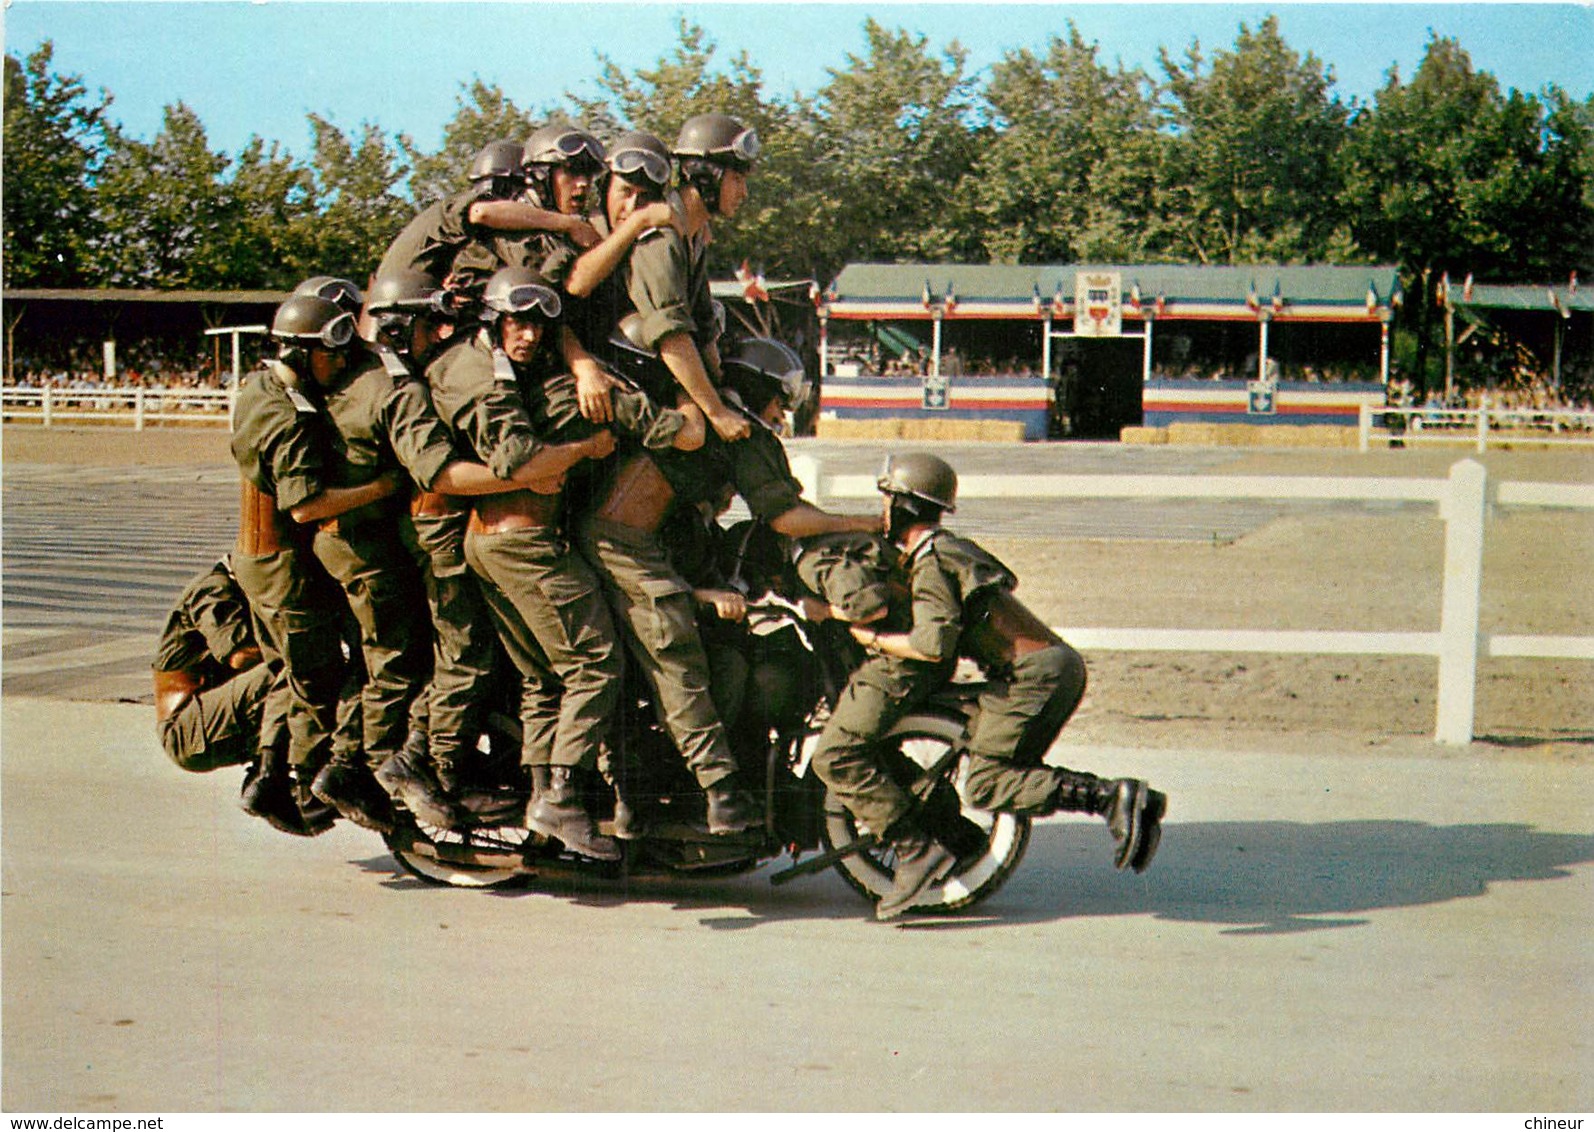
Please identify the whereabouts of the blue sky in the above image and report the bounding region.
[5,2,1592,159]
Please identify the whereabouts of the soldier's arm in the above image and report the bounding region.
[658,332,749,442]
[769,503,882,540]
[288,472,404,524]
[467,199,599,249]
[188,568,260,670]
[564,201,679,298]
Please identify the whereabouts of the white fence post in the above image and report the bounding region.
[1476,395,1489,453]
[134,388,146,431]
[1358,404,1371,452]
[1434,459,1488,744]
[41,386,53,428]
[789,454,823,506]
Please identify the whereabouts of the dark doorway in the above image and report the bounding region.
[1056,337,1143,438]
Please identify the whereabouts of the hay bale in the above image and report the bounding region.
[1167,422,1226,446]
[1120,426,1169,445]
[814,417,1025,442]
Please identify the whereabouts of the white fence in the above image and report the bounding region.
[791,455,1594,745]
[1358,402,1594,452]
[2,386,236,429]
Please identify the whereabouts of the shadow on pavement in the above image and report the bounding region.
[981,818,1594,935]
[350,816,1594,935]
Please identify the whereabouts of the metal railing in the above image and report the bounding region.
[791,454,1594,745]
[1358,402,1594,452]
[2,386,237,429]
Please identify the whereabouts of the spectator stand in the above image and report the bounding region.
[815,263,1400,440]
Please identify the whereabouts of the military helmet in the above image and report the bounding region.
[722,337,810,413]
[365,269,449,315]
[469,139,526,184]
[271,294,357,350]
[877,452,957,513]
[482,266,563,322]
[293,275,364,316]
[606,131,672,189]
[673,113,761,170]
[523,124,605,171]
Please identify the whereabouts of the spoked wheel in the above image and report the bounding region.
[823,713,1030,915]
[384,814,535,889]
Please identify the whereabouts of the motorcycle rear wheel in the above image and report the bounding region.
[822,713,1031,914]
[385,817,532,889]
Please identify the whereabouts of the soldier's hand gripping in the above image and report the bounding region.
[573,360,618,424]
[708,406,752,442]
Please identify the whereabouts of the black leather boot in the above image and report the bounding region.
[312,754,397,834]
[704,779,762,835]
[525,766,620,861]
[376,745,461,830]
[876,825,957,921]
[239,755,313,837]
[1129,788,1167,874]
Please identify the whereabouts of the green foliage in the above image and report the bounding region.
[1155,16,1353,265]
[297,115,412,283]
[402,80,541,207]
[2,42,114,286]
[2,19,1590,318]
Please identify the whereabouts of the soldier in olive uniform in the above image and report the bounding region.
[493,125,683,429]
[230,295,407,834]
[357,270,514,824]
[425,267,629,860]
[812,454,1169,920]
[312,270,569,831]
[594,129,750,445]
[153,556,276,775]
[377,139,599,297]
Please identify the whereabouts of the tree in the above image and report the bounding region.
[813,20,984,265]
[1156,16,1354,264]
[1342,35,1594,389]
[3,41,115,286]
[403,80,540,206]
[965,23,1159,263]
[89,102,237,287]
[295,116,412,282]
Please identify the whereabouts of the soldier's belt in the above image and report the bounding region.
[594,453,675,533]
[468,489,562,534]
[153,667,205,723]
[236,480,298,556]
[411,490,466,518]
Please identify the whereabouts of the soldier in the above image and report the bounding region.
[309,269,567,831]
[425,266,629,860]
[357,269,550,825]
[153,556,275,775]
[495,124,682,427]
[377,139,599,295]
[230,294,406,835]
[813,454,1168,921]
[591,129,750,444]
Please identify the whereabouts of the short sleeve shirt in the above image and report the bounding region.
[230,362,329,512]
[424,330,546,481]
[376,184,491,282]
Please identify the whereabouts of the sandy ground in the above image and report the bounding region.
[5,425,1591,756]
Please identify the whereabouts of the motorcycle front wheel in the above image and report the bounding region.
[822,712,1031,914]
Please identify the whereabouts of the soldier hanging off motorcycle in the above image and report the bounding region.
[155,117,1167,921]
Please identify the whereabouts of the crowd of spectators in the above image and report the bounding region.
[1384,373,1593,432]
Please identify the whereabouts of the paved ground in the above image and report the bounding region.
[2,697,1590,1112]
[3,429,1590,1112]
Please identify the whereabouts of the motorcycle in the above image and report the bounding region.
[381,593,1032,915]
